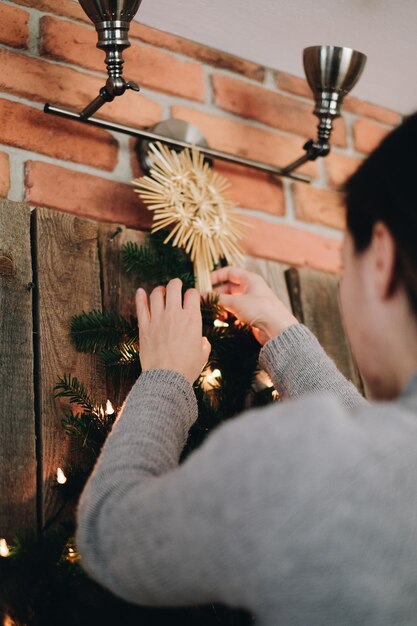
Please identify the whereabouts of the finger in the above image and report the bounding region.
[136,288,150,329]
[211,266,252,288]
[212,283,245,296]
[183,287,201,313]
[149,285,166,317]
[165,278,183,311]
[202,336,211,359]
[217,293,240,318]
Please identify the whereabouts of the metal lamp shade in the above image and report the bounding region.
[78,0,142,55]
[303,45,367,141]
[78,0,142,24]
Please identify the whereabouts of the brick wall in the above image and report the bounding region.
[0,0,401,273]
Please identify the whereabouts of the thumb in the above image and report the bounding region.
[218,293,242,318]
[202,336,211,358]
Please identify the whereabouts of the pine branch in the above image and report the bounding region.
[98,341,139,368]
[70,310,137,354]
[54,374,97,413]
[121,230,195,289]
[61,411,93,449]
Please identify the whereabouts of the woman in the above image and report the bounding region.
[76,114,417,624]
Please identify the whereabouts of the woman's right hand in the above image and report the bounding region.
[210,266,299,345]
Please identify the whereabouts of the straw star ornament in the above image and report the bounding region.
[133,142,246,292]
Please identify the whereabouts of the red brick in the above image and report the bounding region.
[0,98,118,170]
[13,0,87,22]
[131,24,265,82]
[15,0,265,82]
[215,162,284,216]
[344,97,400,126]
[171,106,318,178]
[0,4,29,49]
[25,161,152,229]
[40,16,206,102]
[0,152,10,198]
[212,74,346,147]
[293,182,346,230]
[353,119,390,154]
[325,152,362,189]
[0,49,162,129]
[241,215,342,274]
[275,71,313,100]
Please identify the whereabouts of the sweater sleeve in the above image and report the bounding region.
[76,368,255,609]
[259,324,366,409]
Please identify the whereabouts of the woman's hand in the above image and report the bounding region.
[136,278,211,385]
[211,266,298,345]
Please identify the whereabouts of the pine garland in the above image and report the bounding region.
[1,229,273,626]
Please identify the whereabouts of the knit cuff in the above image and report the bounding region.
[259,324,323,387]
[130,368,198,434]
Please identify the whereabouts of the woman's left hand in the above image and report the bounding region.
[136,278,211,385]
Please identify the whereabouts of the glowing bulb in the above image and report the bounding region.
[201,368,222,391]
[213,319,229,328]
[3,614,16,626]
[106,399,115,415]
[56,467,67,485]
[257,371,274,389]
[0,538,10,557]
[67,547,79,563]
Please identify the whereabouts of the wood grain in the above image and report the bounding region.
[286,266,364,393]
[243,256,291,309]
[0,200,37,540]
[34,208,106,526]
[98,223,147,407]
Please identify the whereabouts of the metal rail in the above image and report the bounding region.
[44,104,311,183]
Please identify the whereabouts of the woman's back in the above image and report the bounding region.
[76,324,417,625]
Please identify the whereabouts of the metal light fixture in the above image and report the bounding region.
[77,0,142,119]
[282,45,367,173]
[44,8,367,183]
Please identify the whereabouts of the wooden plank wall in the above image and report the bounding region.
[286,267,364,393]
[0,200,364,536]
[34,209,107,528]
[98,224,146,407]
[0,201,37,541]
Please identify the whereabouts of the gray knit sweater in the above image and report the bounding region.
[76,324,417,625]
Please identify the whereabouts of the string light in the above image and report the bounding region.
[0,538,10,558]
[56,467,67,485]
[66,546,80,563]
[213,319,229,328]
[106,399,115,416]
[201,368,222,391]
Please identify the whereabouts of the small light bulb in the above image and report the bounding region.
[3,614,16,626]
[257,371,274,388]
[106,399,115,416]
[67,546,79,563]
[213,319,229,328]
[201,368,222,391]
[0,538,10,558]
[57,467,67,485]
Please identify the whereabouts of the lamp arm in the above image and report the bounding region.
[79,78,139,120]
[281,138,330,174]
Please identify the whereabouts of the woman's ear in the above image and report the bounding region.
[371,221,397,300]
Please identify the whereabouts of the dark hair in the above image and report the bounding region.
[345,112,417,314]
